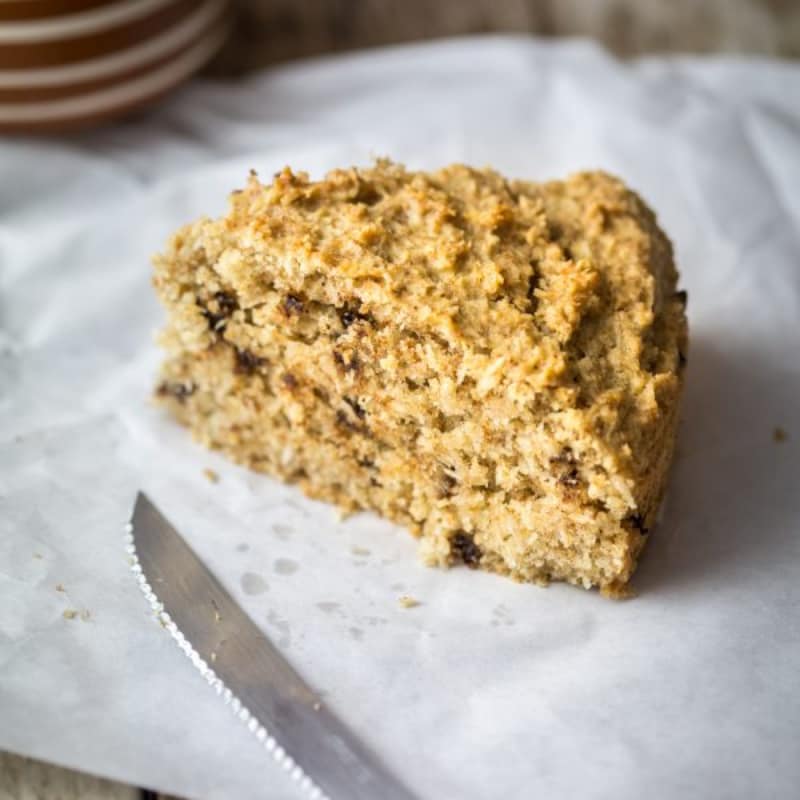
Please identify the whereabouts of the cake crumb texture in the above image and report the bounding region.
[203,467,220,483]
[152,160,687,594]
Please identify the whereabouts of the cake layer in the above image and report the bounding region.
[152,161,687,595]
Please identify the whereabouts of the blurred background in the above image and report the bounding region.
[213,0,800,72]
[0,0,798,133]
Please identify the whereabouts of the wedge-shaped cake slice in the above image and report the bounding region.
[153,161,687,596]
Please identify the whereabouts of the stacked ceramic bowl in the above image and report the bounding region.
[0,0,230,132]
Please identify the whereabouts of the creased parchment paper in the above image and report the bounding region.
[1,37,799,800]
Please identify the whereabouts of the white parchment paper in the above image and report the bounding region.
[1,37,799,800]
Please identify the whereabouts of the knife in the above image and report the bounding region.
[126,491,418,800]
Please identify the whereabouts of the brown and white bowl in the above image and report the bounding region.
[0,0,230,133]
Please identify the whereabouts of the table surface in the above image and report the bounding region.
[0,752,174,800]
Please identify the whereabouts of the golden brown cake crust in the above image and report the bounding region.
[152,160,687,595]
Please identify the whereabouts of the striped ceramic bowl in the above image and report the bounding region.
[0,0,230,132]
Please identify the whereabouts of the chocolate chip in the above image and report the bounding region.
[558,468,581,488]
[339,305,375,329]
[436,469,458,499]
[201,291,238,331]
[344,396,366,419]
[283,294,304,315]
[357,457,375,469]
[675,290,688,306]
[312,386,329,403]
[627,514,649,535]
[214,291,237,315]
[333,350,361,373]
[282,372,298,389]
[335,409,361,433]
[527,267,540,313]
[451,531,481,568]
[234,348,265,375]
[204,312,226,331]
[156,382,195,402]
[340,309,360,327]
[679,350,687,367]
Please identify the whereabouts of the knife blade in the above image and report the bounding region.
[127,491,418,800]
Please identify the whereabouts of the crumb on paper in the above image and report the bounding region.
[312,701,321,711]
[55,583,65,592]
[210,651,217,662]
[398,595,421,609]
[33,553,43,560]
[203,467,220,483]
[351,545,371,556]
[773,426,788,443]
[80,609,91,621]
[62,609,77,620]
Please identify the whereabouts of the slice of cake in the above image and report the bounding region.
[152,160,687,596]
